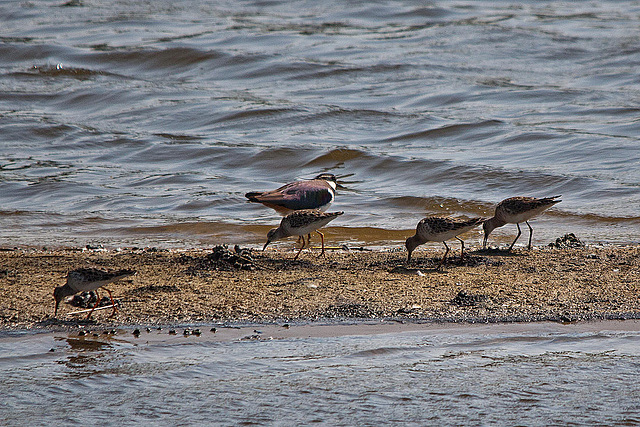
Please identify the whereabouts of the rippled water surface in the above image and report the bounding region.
[1,0,639,248]
[1,322,639,425]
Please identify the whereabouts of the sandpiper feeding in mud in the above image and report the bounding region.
[53,268,136,319]
[405,216,485,268]
[263,209,343,260]
[483,196,562,251]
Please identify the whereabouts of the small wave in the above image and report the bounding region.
[19,64,112,80]
[0,37,34,43]
[256,21,351,36]
[298,107,408,124]
[387,196,488,216]
[0,158,70,172]
[214,108,301,124]
[553,211,640,224]
[0,210,32,217]
[291,63,411,81]
[304,148,372,166]
[581,107,640,116]
[89,47,233,72]
[476,78,537,89]
[384,120,504,142]
[154,133,204,142]
[534,12,601,22]
[391,6,453,19]
[244,147,321,174]
[349,346,418,358]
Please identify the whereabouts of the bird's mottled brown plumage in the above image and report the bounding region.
[263,209,343,260]
[53,268,136,318]
[405,216,485,267]
[483,196,561,250]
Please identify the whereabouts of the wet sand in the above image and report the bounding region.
[1,242,639,330]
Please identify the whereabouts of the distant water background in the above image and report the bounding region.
[1,0,639,248]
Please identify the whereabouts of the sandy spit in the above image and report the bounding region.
[1,243,639,330]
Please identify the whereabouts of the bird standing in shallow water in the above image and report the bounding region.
[245,173,337,215]
[483,195,561,251]
[405,216,485,268]
[53,268,136,319]
[263,209,343,260]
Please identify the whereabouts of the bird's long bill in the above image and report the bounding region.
[263,240,271,251]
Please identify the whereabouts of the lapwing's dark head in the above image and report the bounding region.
[314,173,337,184]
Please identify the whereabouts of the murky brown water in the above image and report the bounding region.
[1,321,639,425]
[1,0,640,249]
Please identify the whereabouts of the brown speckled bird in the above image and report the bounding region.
[405,216,485,267]
[263,209,343,260]
[53,268,136,319]
[483,196,561,250]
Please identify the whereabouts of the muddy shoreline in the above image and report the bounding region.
[1,243,639,331]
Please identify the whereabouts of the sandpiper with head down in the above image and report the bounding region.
[263,209,343,260]
[245,173,337,215]
[53,268,136,319]
[406,216,485,268]
[483,196,561,251]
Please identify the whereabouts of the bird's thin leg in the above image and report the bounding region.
[508,223,522,251]
[293,235,306,261]
[526,221,534,250]
[86,290,101,320]
[316,230,326,257]
[104,287,118,317]
[437,241,450,269]
[297,234,311,246]
[455,236,465,261]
